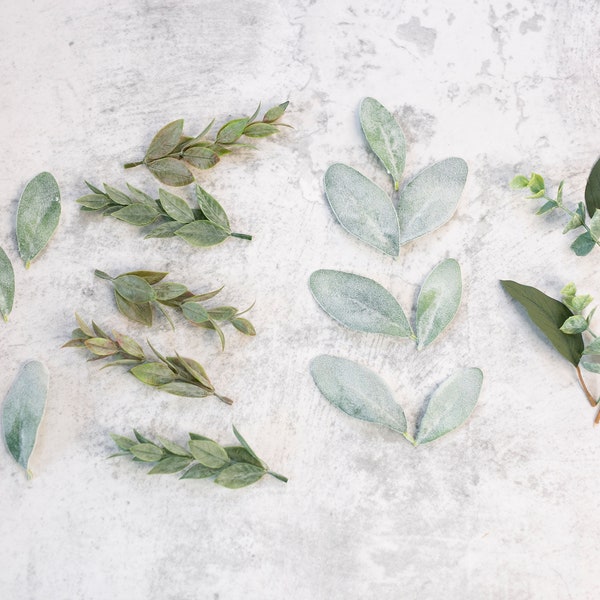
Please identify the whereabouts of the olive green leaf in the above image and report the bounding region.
[585,156,600,217]
[77,194,110,210]
[112,204,160,226]
[113,275,156,303]
[130,443,164,462]
[154,282,187,301]
[397,158,468,245]
[310,355,407,435]
[180,464,219,479]
[0,246,15,322]
[110,433,136,451]
[144,221,183,239]
[16,172,61,268]
[182,146,219,169]
[157,381,211,397]
[309,269,412,337]
[225,446,264,468]
[415,368,483,445]
[232,425,262,464]
[84,337,118,356]
[147,158,194,187]
[147,456,192,474]
[130,362,176,386]
[359,97,406,191]
[158,437,191,457]
[243,123,280,138]
[216,118,249,144]
[2,361,49,477]
[231,318,256,335]
[501,280,584,366]
[104,185,131,205]
[215,463,266,488]
[113,332,145,360]
[324,163,399,256]
[189,439,230,468]
[416,259,462,350]
[175,221,230,247]
[263,101,289,123]
[181,301,210,323]
[121,270,168,284]
[145,119,184,161]
[195,185,230,229]
[158,189,194,223]
[115,291,153,326]
[126,184,157,207]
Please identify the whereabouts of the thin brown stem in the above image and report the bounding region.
[595,407,600,426]
[576,365,597,407]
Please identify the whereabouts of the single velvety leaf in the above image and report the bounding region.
[581,361,600,374]
[16,172,61,268]
[144,221,183,239]
[195,185,230,229]
[77,194,111,210]
[145,119,184,161]
[500,280,584,366]
[110,433,136,451]
[182,146,219,169]
[181,301,209,323]
[147,158,194,187]
[188,439,230,468]
[243,123,280,138]
[208,306,237,321]
[114,332,145,359]
[416,259,462,350]
[130,362,176,386]
[263,101,289,123]
[309,269,412,337]
[310,355,407,434]
[113,275,156,303]
[0,246,15,321]
[147,456,192,474]
[215,463,265,489]
[175,221,230,247]
[158,437,191,457]
[2,361,48,476]
[157,381,211,398]
[585,156,600,217]
[415,368,483,445]
[84,337,118,356]
[397,158,467,245]
[560,315,588,334]
[180,463,218,479]
[225,446,264,468]
[324,163,399,256]
[112,204,160,226]
[103,185,131,206]
[158,189,194,223]
[121,270,168,285]
[154,282,187,301]
[126,184,157,207]
[231,318,256,336]
[216,117,249,144]
[129,443,163,462]
[359,97,406,191]
[570,231,595,256]
[115,291,153,326]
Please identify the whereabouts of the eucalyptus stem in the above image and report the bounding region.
[551,195,600,247]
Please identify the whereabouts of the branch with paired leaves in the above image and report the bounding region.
[94,269,254,348]
[110,426,287,489]
[501,280,600,424]
[77,182,251,248]
[123,101,290,186]
[511,157,600,256]
[63,314,232,403]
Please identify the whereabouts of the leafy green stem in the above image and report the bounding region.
[123,161,143,169]
[267,471,289,483]
[552,196,600,246]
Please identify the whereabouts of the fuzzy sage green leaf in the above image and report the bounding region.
[2,361,49,477]
[324,163,399,256]
[110,427,287,488]
[416,259,462,350]
[359,97,406,191]
[585,156,600,218]
[309,269,412,338]
[16,172,61,268]
[0,246,15,322]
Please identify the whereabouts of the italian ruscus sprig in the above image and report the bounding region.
[109,425,288,489]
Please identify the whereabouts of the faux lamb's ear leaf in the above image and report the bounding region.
[145,119,184,161]
[359,97,406,191]
[585,156,600,218]
[310,355,407,434]
[415,368,483,445]
[2,361,49,477]
[416,259,462,350]
[0,246,15,322]
[324,164,399,256]
[397,158,467,245]
[16,172,61,268]
[309,269,412,337]
[500,280,584,366]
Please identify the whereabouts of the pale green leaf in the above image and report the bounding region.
[215,463,265,488]
[112,204,160,226]
[130,362,175,386]
[129,443,163,462]
[145,119,184,161]
[0,246,15,322]
[147,158,194,187]
[113,275,156,303]
[158,189,194,223]
[195,185,230,229]
[175,221,230,247]
[188,439,230,468]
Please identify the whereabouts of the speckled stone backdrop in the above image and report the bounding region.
[1,1,599,598]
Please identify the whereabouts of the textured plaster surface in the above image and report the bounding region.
[1,1,599,598]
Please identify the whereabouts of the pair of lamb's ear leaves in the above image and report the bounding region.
[324,98,468,256]
[501,280,583,366]
[310,259,462,350]
[310,355,483,445]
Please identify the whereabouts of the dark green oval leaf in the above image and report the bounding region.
[571,231,596,256]
[585,156,600,217]
[181,301,209,323]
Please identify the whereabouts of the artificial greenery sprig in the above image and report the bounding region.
[110,426,288,489]
[63,314,232,403]
[511,159,600,256]
[123,101,290,186]
[94,268,255,348]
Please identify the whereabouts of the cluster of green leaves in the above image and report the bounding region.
[2,361,48,478]
[511,157,600,256]
[501,280,600,421]
[110,425,287,489]
[63,314,232,403]
[310,258,462,350]
[94,269,254,348]
[123,102,290,186]
[311,355,483,446]
[77,182,251,248]
[324,97,468,256]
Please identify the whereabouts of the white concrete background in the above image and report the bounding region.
[1,1,599,598]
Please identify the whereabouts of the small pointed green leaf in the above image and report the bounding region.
[158,437,192,457]
[145,119,184,161]
[154,282,187,301]
[182,146,219,169]
[113,332,145,359]
[147,158,194,187]
[263,101,289,123]
[144,221,183,239]
[585,156,600,217]
[120,271,168,285]
[129,443,163,462]
[359,97,406,191]
[113,275,156,303]
[157,382,211,398]
[84,337,118,356]
[225,446,264,468]
[175,221,230,247]
[126,184,157,207]
[0,247,15,322]
[231,425,261,462]
[397,158,467,245]
[134,430,153,444]
[207,306,237,321]
[115,291,153,326]
[148,456,192,474]
[416,259,462,350]
[584,338,600,355]
[310,355,407,434]
[215,463,266,489]
[112,204,160,226]
[216,117,249,144]
[110,433,136,451]
[560,315,588,334]
[16,172,61,267]
[571,231,596,256]
[231,318,256,336]
[501,280,584,366]
[310,269,412,337]
[195,185,230,229]
[103,185,131,206]
[158,189,194,223]
[181,301,209,324]
[415,368,483,445]
[510,175,529,189]
[180,464,218,479]
[324,164,399,256]
[77,194,111,210]
[188,439,230,468]
[2,361,48,476]
[130,362,176,386]
[243,123,280,138]
[536,200,558,215]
